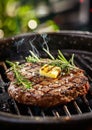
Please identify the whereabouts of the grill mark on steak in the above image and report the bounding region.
[6,62,90,107]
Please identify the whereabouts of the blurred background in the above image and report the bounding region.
[0,0,91,38]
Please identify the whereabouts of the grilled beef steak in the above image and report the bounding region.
[6,61,90,107]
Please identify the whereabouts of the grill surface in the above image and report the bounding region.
[0,50,92,117]
[0,31,92,129]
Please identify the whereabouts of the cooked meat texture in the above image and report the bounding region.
[6,62,90,107]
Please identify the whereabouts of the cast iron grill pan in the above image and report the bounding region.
[0,31,92,129]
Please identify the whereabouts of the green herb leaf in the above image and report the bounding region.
[6,60,32,89]
[43,48,55,60]
[43,49,77,73]
[26,50,40,63]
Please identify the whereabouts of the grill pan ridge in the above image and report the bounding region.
[0,31,92,129]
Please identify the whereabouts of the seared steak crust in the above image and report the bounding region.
[6,62,90,107]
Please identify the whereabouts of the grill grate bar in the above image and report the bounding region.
[0,62,21,115]
[0,62,8,93]
[73,101,82,114]
[0,75,6,93]
[80,57,92,71]
[0,62,20,115]
[52,110,60,117]
[11,100,21,115]
[82,55,92,63]
[75,55,92,73]
[41,110,45,117]
[27,107,33,116]
[82,95,92,112]
[63,105,71,117]
[75,55,92,87]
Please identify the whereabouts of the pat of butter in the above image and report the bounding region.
[39,64,61,78]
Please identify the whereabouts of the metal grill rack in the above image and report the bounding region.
[0,50,92,119]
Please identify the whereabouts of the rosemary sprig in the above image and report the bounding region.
[43,48,55,60]
[43,49,77,73]
[26,50,40,63]
[6,60,32,89]
[25,48,77,74]
[57,50,77,72]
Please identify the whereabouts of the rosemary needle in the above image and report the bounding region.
[6,60,32,89]
[43,49,77,73]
